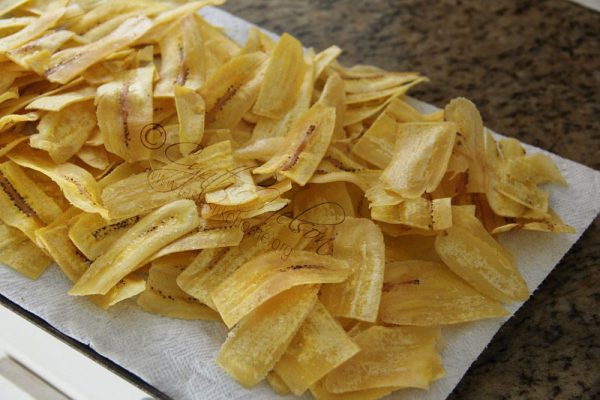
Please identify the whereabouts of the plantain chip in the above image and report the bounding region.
[253,33,305,119]
[137,253,220,320]
[174,84,205,155]
[274,301,360,395]
[69,199,200,296]
[30,101,96,163]
[325,325,443,393]
[200,52,267,129]
[254,102,336,185]
[217,284,319,388]
[212,250,349,328]
[380,122,456,198]
[380,260,507,325]
[320,217,384,322]
[0,219,52,279]
[9,147,108,217]
[44,16,153,83]
[96,66,154,162]
[435,219,529,303]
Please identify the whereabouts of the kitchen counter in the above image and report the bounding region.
[222,1,600,398]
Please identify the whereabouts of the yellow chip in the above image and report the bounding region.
[68,213,141,261]
[310,379,395,400]
[0,219,52,279]
[0,6,66,52]
[320,217,385,322]
[30,101,97,163]
[444,97,486,193]
[7,30,75,70]
[69,199,200,296]
[9,147,108,218]
[101,140,234,219]
[380,122,456,198]
[200,52,267,129]
[384,234,441,263]
[76,145,111,171]
[254,102,336,185]
[250,57,314,142]
[253,33,305,119]
[177,215,305,309]
[380,260,507,325]
[217,284,319,388]
[150,222,244,260]
[266,371,291,396]
[96,66,154,162]
[435,216,529,303]
[0,160,62,242]
[44,16,153,83]
[212,250,350,328]
[274,301,360,395]
[26,86,95,112]
[325,325,443,392]
[137,253,220,320]
[318,72,346,140]
[174,85,205,155]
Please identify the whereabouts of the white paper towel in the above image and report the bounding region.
[1,7,599,400]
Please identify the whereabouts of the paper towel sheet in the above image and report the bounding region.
[1,7,599,400]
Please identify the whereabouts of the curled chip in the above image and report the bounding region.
[380,122,456,199]
[0,1,575,398]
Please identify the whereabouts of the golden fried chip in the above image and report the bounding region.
[310,379,395,400]
[266,371,291,396]
[435,218,529,303]
[68,213,141,261]
[45,16,153,83]
[26,86,95,111]
[30,101,96,163]
[250,56,314,142]
[320,218,384,322]
[200,52,267,129]
[217,284,319,388]
[101,140,234,219]
[150,221,244,260]
[274,301,360,395]
[0,219,52,279]
[9,147,108,217]
[380,260,507,325]
[174,85,205,155]
[254,102,336,185]
[96,66,153,162]
[0,160,62,242]
[177,215,304,309]
[444,97,486,193]
[213,250,350,328]
[137,253,220,320]
[0,6,66,52]
[318,72,346,140]
[380,122,456,198]
[7,30,75,71]
[325,326,443,392]
[69,199,200,296]
[253,33,305,119]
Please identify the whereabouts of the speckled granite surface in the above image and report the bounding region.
[222,1,600,399]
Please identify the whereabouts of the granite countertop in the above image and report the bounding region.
[222,1,600,398]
